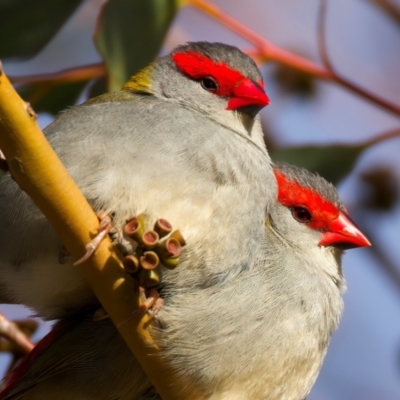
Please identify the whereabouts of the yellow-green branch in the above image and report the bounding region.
[0,63,203,400]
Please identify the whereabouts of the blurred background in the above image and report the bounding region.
[1,0,400,398]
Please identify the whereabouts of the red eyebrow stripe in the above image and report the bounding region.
[173,50,263,97]
[274,170,339,230]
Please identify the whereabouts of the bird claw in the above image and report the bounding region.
[58,245,70,264]
[92,307,109,322]
[73,213,186,318]
[138,288,164,318]
[0,313,38,377]
[0,313,36,355]
[0,149,9,173]
[73,213,113,266]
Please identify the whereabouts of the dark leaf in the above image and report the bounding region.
[271,144,366,185]
[94,0,181,91]
[0,0,83,59]
[87,76,108,99]
[18,80,89,115]
[272,61,316,98]
[360,167,398,211]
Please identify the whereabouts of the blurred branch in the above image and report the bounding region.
[188,0,332,79]
[188,0,400,117]
[0,63,202,400]
[5,1,400,117]
[317,0,400,117]
[317,0,334,71]
[0,313,35,355]
[9,63,106,85]
[369,0,400,27]
[365,127,400,146]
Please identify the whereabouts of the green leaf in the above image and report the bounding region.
[271,144,366,185]
[0,0,83,59]
[18,80,89,115]
[94,0,182,92]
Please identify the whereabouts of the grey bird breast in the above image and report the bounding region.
[0,96,272,315]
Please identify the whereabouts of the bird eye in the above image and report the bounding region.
[199,77,218,91]
[291,207,312,223]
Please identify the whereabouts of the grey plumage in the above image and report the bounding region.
[0,42,273,318]
[0,42,281,398]
[1,164,350,400]
[1,43,365,400]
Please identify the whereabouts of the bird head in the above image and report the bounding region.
[269,162,370,252]
[123,42,270,122]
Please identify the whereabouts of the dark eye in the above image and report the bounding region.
[199,77,218,91]
[291,207,312,223]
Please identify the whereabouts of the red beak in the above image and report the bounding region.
[319,211,371,249]
[226,78,270,117]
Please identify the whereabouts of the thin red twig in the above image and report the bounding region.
[317,0,400,117]
[365,127,400,146]
[187,0,332,79]
[276,127,400,150]
[9,63,106,85]
[317,0,335,72]
[188,0,400,117]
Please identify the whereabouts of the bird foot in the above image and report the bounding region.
[0,313,39,377]
[91,288,164,322]
[138,287,164,318]
[58,245,70,264]
[92,307,109,322]
[73,212,113,266]
[72,213,186,318]
[0,149,9,173]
